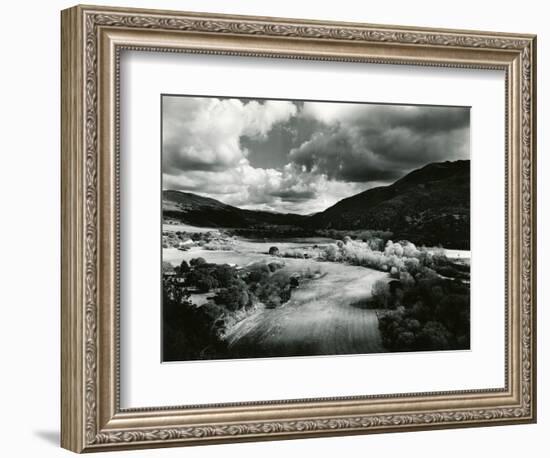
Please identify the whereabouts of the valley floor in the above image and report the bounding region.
[164,237,387,359]
[163,225,471,360]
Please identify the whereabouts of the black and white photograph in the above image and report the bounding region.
[161,95,471,362]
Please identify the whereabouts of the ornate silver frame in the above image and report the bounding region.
[61,4,537,453]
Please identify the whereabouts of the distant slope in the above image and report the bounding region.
[163,190,306,228]
[163,160,470,248]
[308,160,470,248]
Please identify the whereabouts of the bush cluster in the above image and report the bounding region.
[242,263,293,309]
[317,229,393,246]
[162,229,234,249]
[162,276,229,361]
[162,256,300,360]
[202,239,236,251]
[374,268,470,352]
[184,259,243,294]
[279,237,469,283]
[293,237,472,353]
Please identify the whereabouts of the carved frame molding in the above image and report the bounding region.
[61,5,536,453]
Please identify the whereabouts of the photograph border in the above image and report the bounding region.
[61,4,536,453]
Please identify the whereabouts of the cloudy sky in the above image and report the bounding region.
[162,95,469,214]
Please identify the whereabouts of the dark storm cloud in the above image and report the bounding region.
[163,96,470,214]
[269,189,317,202]
[288,128,403,182]
[359,105,470,133]
[240,115,325,170]
[292,103,470,182]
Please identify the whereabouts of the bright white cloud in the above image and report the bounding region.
[164,158,365,214]
[163,96,469,214]
[301,101,373,125]
[162,97,296,173]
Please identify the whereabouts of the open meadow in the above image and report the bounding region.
[163,232,389,359]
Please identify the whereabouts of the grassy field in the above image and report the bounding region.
[164,235,388,358]
[225,261,387,358]
[163,222,220,233]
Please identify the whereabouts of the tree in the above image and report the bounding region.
[162,261,175,275]
[325,244,339,261]
[367,237,384,251]
[371,279,391,308]
[435,294,469,334]
[247,263,270,283]
[385,241,404,257]
[416,321,451,350]
[190,257,206,267]
[399,271,416,288]
[215,283,249,311]
[212,264,237,288]
[178,260,190,275]
[395,331,415,350]
[268,246,279,256]
[186,269,217,293]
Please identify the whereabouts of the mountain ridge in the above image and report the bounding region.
[307,160,469,248]
[163,160,470,248]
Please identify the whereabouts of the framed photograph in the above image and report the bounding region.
[61,4,537,453]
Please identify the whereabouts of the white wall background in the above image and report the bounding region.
[0,0,546,456]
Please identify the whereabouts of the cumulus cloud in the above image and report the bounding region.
[289,128,400,182]
[164,157,362,214]
[164,159,282,205]
[163,96,469,214]
[162,96,297,173]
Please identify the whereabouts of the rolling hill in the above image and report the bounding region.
[163,160,470,248]
[163,190,307,228]
[308,160,470,248]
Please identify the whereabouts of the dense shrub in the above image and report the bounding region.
[375,264,470,352]
[256,270,293,308]
[214,280,250,311]
[186,269,217,293]
[162,261,175,275]
[184,262,242,293]
[162,277,228,361]
[177,260,190,274]
[399,271,416,289]
[190,257,206,267]
[246,263,271,284]
[162,229,228,249]
[163,256,301,360]
[416,321,452,350]
[210,264,237,288]
[203,240,234,251]
[384,241,404,257]
[324,244,341,262]
[371,279,392,309]
[279,238,427,272]
[366,237,384,251]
